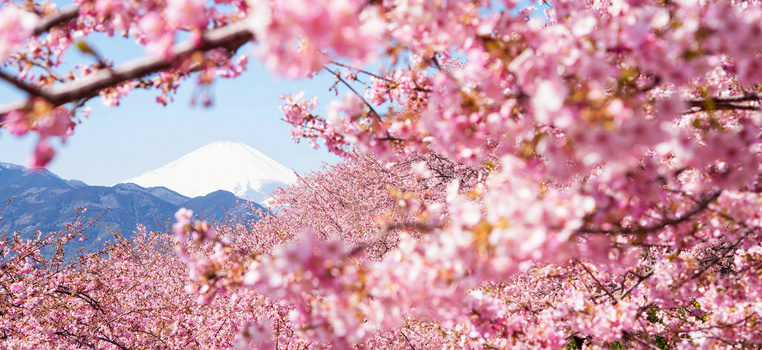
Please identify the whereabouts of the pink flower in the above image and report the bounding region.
[29,139,55,168]
[139,13,174,58]
[531,79,567,124]
[0,6,36,60]
[37,108,73,139]
[166,0,208,29]
[173,208,193,240]
[3,111,30,136]
[236,319,275,349]
[9,281,24,294]
[94,0,124,15]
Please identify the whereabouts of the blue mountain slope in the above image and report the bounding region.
[0,162,267,255]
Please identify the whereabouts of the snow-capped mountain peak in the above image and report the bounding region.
[123,141,297,203]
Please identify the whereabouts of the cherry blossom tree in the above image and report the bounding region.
[0,209,280,349]
[3,0,762,348]
[0,156,474,349]
[176,153,484,348]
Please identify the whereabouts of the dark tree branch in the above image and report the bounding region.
[579,191,721,235]
[33,5,80,36]
[96,336,130,350]
[683,104,760,115]
[620,269,654,299]
[688,92,762,106]
[400,330,416,350]
[55,331,96,349]
[685,92,762,114]
[623,331,664,350]
[676,227,755,289]
[0,70,52,100]
[0,20,253,116]
[54,285,104,313]
[24,56,67,82]
[577,260,618,304]
[329,60,432,93]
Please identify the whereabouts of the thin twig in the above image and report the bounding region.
[620,269,654,299]
[26,56,68,82]
[577,260,618,304]
[674,227,755,289]
[323,66,382,118]
[400,330,416,350]
[95,336,130,350]
[623,331,663,350]
[330,61,389,81]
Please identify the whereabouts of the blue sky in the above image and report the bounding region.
[0,34,341,186]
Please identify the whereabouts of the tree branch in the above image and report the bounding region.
[55,331,95,349]
[33,4,80,36]
[688,92,762,106]
[577,260,618,304]
[0,70,52,100]
[623,331,664,350]
[324,66,382,118]
[685,92,762,113]
[96,336,130,350]
[620,269,654,299]
[400,330,416,350]
[0,20,253,116]
[579,191,721,235]
[676,227,755,289]
[54,285,104,313]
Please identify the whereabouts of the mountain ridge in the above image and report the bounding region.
[123,141,297,203]
[0,162,265,255]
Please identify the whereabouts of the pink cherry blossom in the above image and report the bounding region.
[4,0,762,348]
[29,138,55,168]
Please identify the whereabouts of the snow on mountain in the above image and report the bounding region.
[122,141,297,203]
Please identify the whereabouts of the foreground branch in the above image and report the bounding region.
[0,20,253,116]
[688,92,762,106]
[0,70,49,100]
[686,92,762,113]
[33,4,80,36]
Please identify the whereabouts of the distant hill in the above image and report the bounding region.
[0,162,266,255]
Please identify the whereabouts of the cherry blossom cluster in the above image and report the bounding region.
[0,204,311,349]
[4,0,762,348]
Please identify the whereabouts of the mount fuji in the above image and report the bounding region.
[123,141,298,203]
